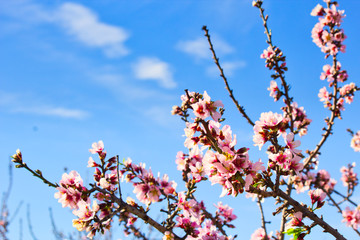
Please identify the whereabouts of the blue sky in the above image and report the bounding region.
[1,0,360,239]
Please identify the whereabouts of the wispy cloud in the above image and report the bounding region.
[0,90,90,120]
[176,37,234,60]
[132,57,176,89]
[55,2,130,58]
[206,60,246,77]
[0,1,130,58]
[14,106,89,119]
[93,73,174,100]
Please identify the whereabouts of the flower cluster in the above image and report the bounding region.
[54,141,129,238]
[173,91,266,196]
[54,169,110,238]
[214,202,237,227]
[292,169,337,194]
[282,102,312,136]
[260,46,287,72]
[312,2,358,117]
[171,91,223,122]
[253,111,286,150]
[267,133,303,176]
[340,163,358,188]
[54,171,88,210]
[120,159,177,205]
[187,220,230,240]
[311,2,346,56]
[342,207,360,230]
[175,146,206,183]
[320,63,348,84]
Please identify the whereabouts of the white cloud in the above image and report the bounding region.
[0,1,130,58]
[54,2,129,58]
[206,60,246,77]
[93,73,172,100]
[14,106,89,120]
[177,37,234,60]
[0,89,89,120]
[132,57,176,89]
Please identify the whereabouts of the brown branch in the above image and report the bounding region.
[257,197,269,239]
[279,184,292,240]
[303,46,340,170]
[116,155,122,199]
[273,186,346,240]
[332,189,357,207]
[202,26,255,127]
[92,186,183,240]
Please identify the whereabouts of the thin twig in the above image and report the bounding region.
[279,184,292,240]
[272,184,346,240]
[202,26,255,127]
[19,218,23,240]
[26,205,39,240]
[92,186,183,240]
[116,155,122,199]
[257,5,295,133]
[303,2,341,169]
[257,197,269,239]
[332,189,357,207]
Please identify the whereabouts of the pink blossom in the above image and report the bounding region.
[159,174,177,195]
[99,178,110,189]
[215,202,237,223]
[340,163,358,187]
[351,131,360,152]
[89,140,104,154]
[286,212,304,230]
[342,207,360,229]
[318,169,337,192]
[309,189,326,208]
[188,220,227,240]
[253,111,285,150]
[87,157,97,168]
[311,4,325,16]
[250,228,269,240]
[318,87,330,106]
[176,215,200,236]
[191,91,224,121]
[287,155,304,176]
[340,83,356,104]
[268,80,279,101]
[245,160,265,190]
[311,22,325,48]
[260,46,275,60]
[175,151,187,171]
[72,200,98,221]
[54,171,87,210]
[126,216,137,226]
[284,133,301,155]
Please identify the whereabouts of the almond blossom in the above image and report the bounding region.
[191,91,224,122]
[351,131,360,152]
[253,111,285,150]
